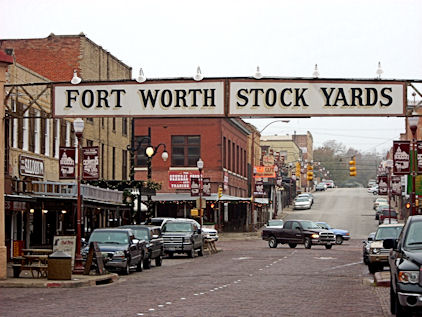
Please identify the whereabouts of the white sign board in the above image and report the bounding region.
[54,81,225,117]
[53,235,76,267]
[53,79,406,117]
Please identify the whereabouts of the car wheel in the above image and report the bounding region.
[136,256,143,272]
[325,244,333,249]
[335,236,343,245]
[304,237,312,249]
[268,236,278,248]
[123,260,130,275]
[188,249,195,258]
[143,256,151,269]
[168,252,174,258]
[155,255,162,266]
[288,243,297,248]
[368,263,378,274]
[363,254,369,265]
[198,244,204,257]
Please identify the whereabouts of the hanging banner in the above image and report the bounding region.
[378,176,388,195]
[169,171,199,189]
[254,180,265,197]
[417,142,422,173]
[59,147,76,179]
[393,141,411,175]
[202,177,211,196]
[83,147,99,180]
[190,177,200,197]
[391,175,402,195]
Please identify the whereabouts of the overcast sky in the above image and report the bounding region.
[1,0,421,154]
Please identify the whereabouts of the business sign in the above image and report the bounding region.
[19,155,44,178]
[254,179,265,197]
[168,170,199,189]
[83,147,99,180]
[53,236,76,267]
[59,147,76,179]
[254,165,276,178]
[393,141,411,175]
[54,81,225,117]
[53,79,406,118]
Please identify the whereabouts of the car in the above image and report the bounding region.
[315,222,351,245]
[161,219,204,258]
[82,228,145,275]
[324,180,335,188]
[373,197,388,210]
[368,185,379,195]
[265,219,284,228]
[146,217,176,228]
[384,215,422,316]
[293,197,312,210]
[297,193,314,205]
[362,232,376,265]
[367,223,404,274]
[367,179,376,188]
[119,225,164,268]
[375,205,391,220]
[379,210,398,225]
[315,182,327,191]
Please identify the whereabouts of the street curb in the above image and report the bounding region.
[0,273,118,288]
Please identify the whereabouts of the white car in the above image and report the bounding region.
[368,185,379,195]
[293,197,312,210]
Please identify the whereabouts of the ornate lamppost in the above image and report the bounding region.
[408,115,419,216]
[73,118,85,274]
[197,158,204,228]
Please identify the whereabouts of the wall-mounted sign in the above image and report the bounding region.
[59,147,76,179]
[393,141,411,175]
[19,155,44,178]
[417,142,422,173]
[53,79,406,118]
[378,176,388,195]
[83,147,99,180]
[254,180,265,197]
[391,175,402,195]
[169,170,199,189]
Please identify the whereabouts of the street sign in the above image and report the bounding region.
[393,141,410,175]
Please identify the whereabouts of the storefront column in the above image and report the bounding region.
[0,52,13,279]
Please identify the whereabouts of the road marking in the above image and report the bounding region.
[157,305,164,308]
[165,302,172,305]
[181,297,186,300]
[148,308,155,311]
[320,261,362,272]
[136,314,144,316]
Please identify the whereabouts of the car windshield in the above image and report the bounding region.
[404,221,422,248]
[150,219,164,226]
[374,226,403,240]
[382,211,397,217]
[89,231,129,244]
[295,198,309,202]
[163,222,192,232]
[132,229,149,240]
[301,221,320,229]
[317,223,331,229]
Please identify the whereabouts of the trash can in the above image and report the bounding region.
[48,251,72,280]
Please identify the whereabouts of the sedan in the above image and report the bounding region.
[293,197,312,210]
[315,182,327,191]
[316,222,351,245]
[362,232,376,265]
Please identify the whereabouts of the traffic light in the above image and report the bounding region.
[406,202,411,209]
[296,162,301,177]
[218,186,223,199]
[349,156,357,176]
[306,164,313,181]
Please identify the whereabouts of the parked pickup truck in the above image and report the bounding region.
[262,219,336,249]
[384,215,422,316]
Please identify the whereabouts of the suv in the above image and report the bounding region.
[385,215,422,316]
[162,219,204,258]
[367,223,404,274]
[82,228,145,275]
[120,225,164,268]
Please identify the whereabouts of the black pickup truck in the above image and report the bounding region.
[384,215,422,316]
[262,219,335,249]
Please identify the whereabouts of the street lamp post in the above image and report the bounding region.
[73,118,85,274]
[409,115,419,216]
[197,158,204,228]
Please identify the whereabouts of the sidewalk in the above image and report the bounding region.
[0,266,118,288]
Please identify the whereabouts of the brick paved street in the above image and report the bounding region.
[0,238,392,317]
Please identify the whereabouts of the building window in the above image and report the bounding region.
[232,142,235,172]
[122,118,128,136]
[223,137,226,169]
[86,140,93,147]
[122,149,128,180]
[101,143,105,178]
[171,135,200,167]
[228,140,231,171]
[112,118,116,132]
[101,117,105,128]
[112,147,115,179]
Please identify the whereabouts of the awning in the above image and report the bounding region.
[140,193,268,203]
[5,194,36,202]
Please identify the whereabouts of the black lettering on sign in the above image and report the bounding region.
[333,88,349,106]
[280,88,292,106]
[380,87,393,106]
[320,88,335,106]
[111,89,125,108]
[203,89,216,107]
[189,89,202,107]
[250,89,264,107]
[65,90,79,108]
[236,89,248,107]
[96,90,109,108]
[294,88,309,107]
[139,90,160,108]
[161,90,173,108]
[350,88,363,106]
[81,90,94,108]
[265,89,277,107]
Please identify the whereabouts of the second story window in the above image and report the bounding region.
[122,118,128,136]
[171,135,200,167]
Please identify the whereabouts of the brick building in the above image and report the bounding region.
[1,34,133,256]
